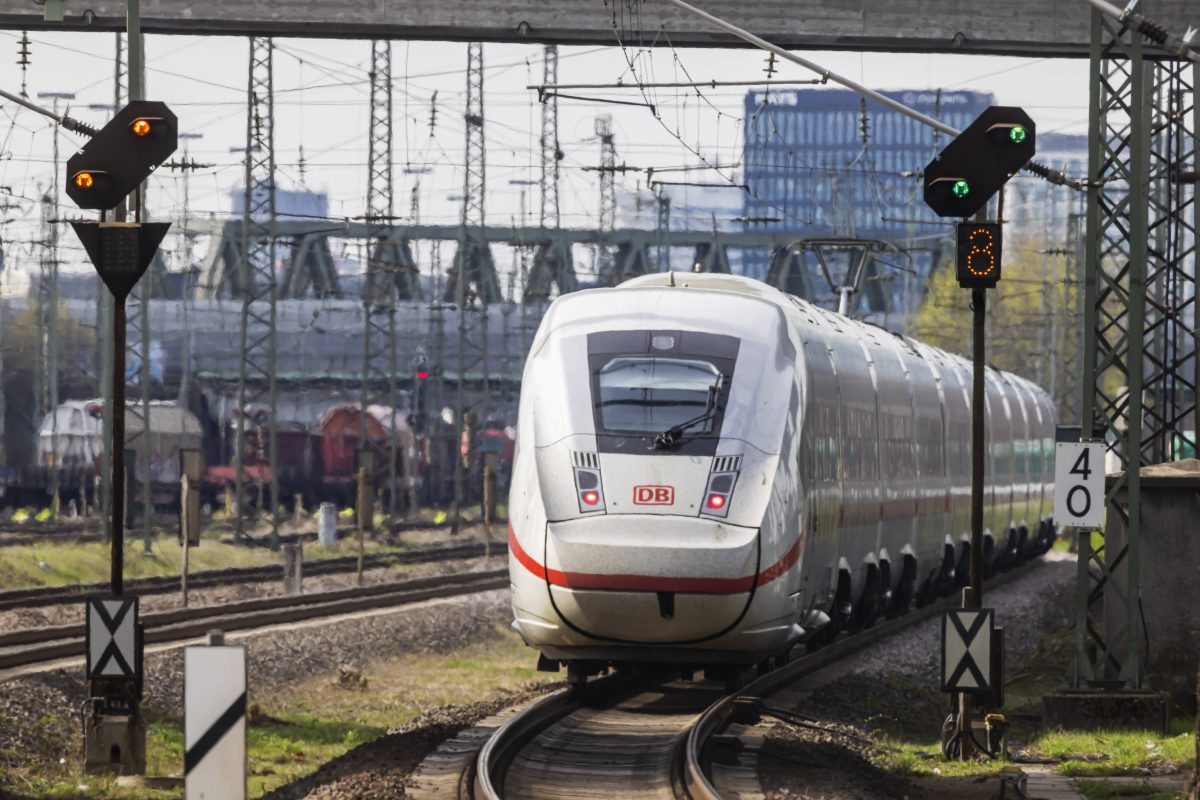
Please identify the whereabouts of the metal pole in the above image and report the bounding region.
[127,0,142,102]
[111,299,126,597]
[970,287,986,608]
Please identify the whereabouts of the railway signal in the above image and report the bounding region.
[924,106,1035,219]
[65,100,177,777]
[955,222,1003,289]
[927,108,1034,762]
[65,100,177,211]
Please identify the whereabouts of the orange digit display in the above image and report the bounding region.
[956,222,1002,288]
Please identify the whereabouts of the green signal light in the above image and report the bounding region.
[1009,125,1027,144]
[952,179,971,198]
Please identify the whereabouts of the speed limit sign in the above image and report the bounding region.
[1053,441,1105,529]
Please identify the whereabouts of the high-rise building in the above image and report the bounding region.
[741,88,995,290]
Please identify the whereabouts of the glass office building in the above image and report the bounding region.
[741,88,994,302]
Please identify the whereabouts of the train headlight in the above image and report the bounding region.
[701,470,736,518]
[574,467,605,513]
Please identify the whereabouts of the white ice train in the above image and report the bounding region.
[507,273,1057,681]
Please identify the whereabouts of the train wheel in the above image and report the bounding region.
[954,542,971,590]
[879,560,895,618]
[889,557,916,617]
[936,545,957,597]
[982,536,996,579]
[852,566,882,631]
[1015,526,1031,564]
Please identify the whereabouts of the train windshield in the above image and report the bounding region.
[596,357,722,434]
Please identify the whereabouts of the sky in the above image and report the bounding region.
[0,27,1090,282]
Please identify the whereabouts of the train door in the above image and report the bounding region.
[983,370,1014,552]
[1007,378,1034,532]
[826,332,880,612]
[800,332,843,616]
[873,341,918,577]
[905,346,949,557]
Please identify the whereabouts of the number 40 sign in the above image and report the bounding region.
[1053,441,1106,529]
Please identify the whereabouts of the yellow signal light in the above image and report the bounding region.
[131,118,153,137]
[74,172,95,189]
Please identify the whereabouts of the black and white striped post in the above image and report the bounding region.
[185,631,247,800]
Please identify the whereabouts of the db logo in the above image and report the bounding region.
[633,485,674,505]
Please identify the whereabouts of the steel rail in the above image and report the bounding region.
[0,515,511,548]
[0,542,501,611]
[683,559,1038,798]
[457,552,1047,800]
[473,679,609,799]
[0,568,508,671]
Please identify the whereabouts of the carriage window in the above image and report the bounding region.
[596,357,722,434]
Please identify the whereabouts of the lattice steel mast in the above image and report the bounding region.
[1072,10,1199,691]
[1144,59,1198,462]
[540,46,560,233]
[234,37,279,541]
[449,41,496,530]
[595,114,616,282]
[360,39,400,521]
[445,42,500,306]
[524,44,577,301]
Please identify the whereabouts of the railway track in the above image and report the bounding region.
[448,557,1037,800]
[0,567,509,672]
[0,515,508,548]
[0,541,501,612]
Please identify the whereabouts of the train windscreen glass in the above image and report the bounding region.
[596,357,722,434]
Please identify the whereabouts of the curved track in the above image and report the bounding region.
[0,568,508,671]
[465,558,1037,800]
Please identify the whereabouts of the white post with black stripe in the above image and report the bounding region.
[185,636,246,800]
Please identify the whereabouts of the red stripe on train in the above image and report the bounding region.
[507,523,798,595]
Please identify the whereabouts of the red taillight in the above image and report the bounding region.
[415,370,429,380]
[707,494,726,510]
[582,491,600,506]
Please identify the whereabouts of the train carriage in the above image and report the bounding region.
[508,272,1056,680]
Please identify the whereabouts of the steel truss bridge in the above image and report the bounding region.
[191,219,904,313]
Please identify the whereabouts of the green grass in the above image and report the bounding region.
[1077,779,1180,800]
[878,719,1195,782]
[2,626,553,799]
[1035,721,1194,777]
[0,531,431,592]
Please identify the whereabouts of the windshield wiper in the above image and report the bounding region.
[651,382,721,451]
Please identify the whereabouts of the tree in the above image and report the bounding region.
[914,233,1114,418]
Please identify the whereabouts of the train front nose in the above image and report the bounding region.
[540,515,760,644]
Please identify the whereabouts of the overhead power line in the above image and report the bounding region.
[0,86,97,136]
[528,78,825,92]
[1078,0,1198,61]
[653,0,955,135]
[651,0,1085,190]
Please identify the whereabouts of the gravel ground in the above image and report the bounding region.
[0,527,503,633]
[0,586,516,787]
[758,552,1077,800]
[260,686,558,800]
